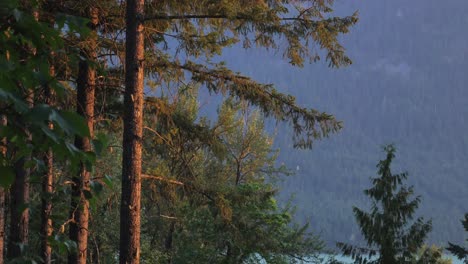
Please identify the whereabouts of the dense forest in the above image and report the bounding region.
[0,0,467,264]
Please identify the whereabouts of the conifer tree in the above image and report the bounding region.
[135,91,325,263]
[120,0,145,263]
[116,1,356,262]
[140,0,358,148]
[41,52,55,264]
[1,1,99,261]
[7,8,38,260]
[1,0,358,262]
[68,5,99,264]
[447,214,468,263]
[338,145,432,264]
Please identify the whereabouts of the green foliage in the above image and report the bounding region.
[0,0,95,188]
[410,245,452,264]
[0,1,101,261]
[247,0,468,246]
[1,0,359,262]
[0,165,15,188]
[76,88,326,263]
[131,0,357,148]
[135,89,325,263]
[447,214,468,263]
[338,145,432,264]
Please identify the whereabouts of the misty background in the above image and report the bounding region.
[201,0,468,247]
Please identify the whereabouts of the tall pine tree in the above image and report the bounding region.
[69,5,99,264]
[120,0,145,263]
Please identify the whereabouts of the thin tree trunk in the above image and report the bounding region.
[0,189,3,263]
[68,7,98,264]
[2,190,8,262]
[0,115,7,263]
[41,59,55,264]
[7,89,33,260]
[120,0,145,262]
[164,221,175,264]
[41,148,53,264]
[7,8,39,260]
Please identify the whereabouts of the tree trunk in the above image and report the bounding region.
[41,147,53,264]
[41,60,55,264]
[0,189,3,263]
[7,9,39,260]
[68,7,98,264]
[380,238,398,264]
[120,0,145,263]
[2,191,8,262]
[164,221,175,264]
[7,89,33,260]
[0,115,7,263]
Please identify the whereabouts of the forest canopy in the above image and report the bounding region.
[0,0,359,263]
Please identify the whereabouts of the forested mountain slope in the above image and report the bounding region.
[214,0,468,246]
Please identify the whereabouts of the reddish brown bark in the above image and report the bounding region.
[41,61,55,264]
[41,147,53,263]
[68,7,98,264]
[120,0,145,263]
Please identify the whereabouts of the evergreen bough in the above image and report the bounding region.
[447,214,468,263]
[338,145,432,264]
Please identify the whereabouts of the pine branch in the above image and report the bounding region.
[141,173,184,186]
[148,59,342,148]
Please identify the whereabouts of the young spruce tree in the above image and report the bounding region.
[447,214,468,263]
[338,145,432,264]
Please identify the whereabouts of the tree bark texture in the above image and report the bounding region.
[7,9,39,260]
[120,0,145,263]
[7,89,33,260]
[68,7,98,264]
[41,59,55,264]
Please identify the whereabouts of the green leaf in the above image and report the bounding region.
[27,104,52,122]
[58,111,90,137]
[40,124,60,143]
[27,106,89,137]
[0,166,15,188]
[0,89,28,113]
[64,142,79,156]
